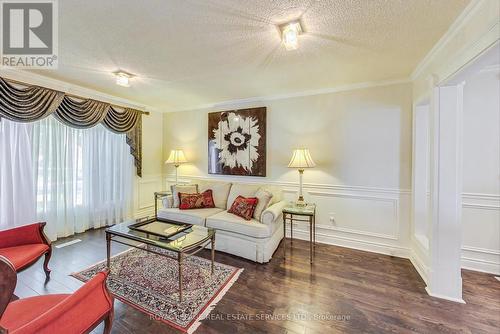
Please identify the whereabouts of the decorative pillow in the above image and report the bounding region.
[228,196,259,220]
[179,190,215,210]
[198,181,232,209]
[226,183,261,210]
[253,188,273,221]
[171,184,198,208]
[261,185,283,206]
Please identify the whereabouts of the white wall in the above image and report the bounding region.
[163,82,413,257]
[461,67,500,274]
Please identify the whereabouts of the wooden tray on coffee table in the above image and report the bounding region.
[128,218,192,240]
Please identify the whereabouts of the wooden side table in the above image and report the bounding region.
[154,191,171,218]
[282,203,316,263]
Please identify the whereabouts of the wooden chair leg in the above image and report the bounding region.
[103,308,114,334]
[43,248,52,279]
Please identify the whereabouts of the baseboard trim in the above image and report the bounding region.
[289,228,409,259]
[461,257,500,275]
[409,249,429,284]
[425,287,466,304]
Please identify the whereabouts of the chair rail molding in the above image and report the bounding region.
[168,174,412,259]
[166,174,411,195]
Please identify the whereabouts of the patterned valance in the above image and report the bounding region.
[54,97,110,128]
[103,106,142,133]
[0,76,144,176]
[0,77,64,122]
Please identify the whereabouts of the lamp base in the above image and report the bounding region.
[296,196,306,207]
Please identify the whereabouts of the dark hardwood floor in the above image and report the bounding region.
[15,228,500,334]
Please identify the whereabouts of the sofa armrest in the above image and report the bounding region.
[0,223,50,248]
[261,200,287,224]
[162,195,174,209]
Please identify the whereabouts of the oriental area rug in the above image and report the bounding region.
[72,247,243,333]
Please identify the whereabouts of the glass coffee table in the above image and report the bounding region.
[105,218,216,302]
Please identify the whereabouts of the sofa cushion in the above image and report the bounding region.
[0,294,68,331]
[162,195,174,208]
[0,244,49,271]
[206,211,276,238]
[260,185,283,205]
[226,183,261,210]
[179,190,215,210]
[253,188,273,220]
[157,207,223,226]
[198,181,232,209]
[170,184,198,208]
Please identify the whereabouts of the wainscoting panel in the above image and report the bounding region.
[172,175,412,259]
[461,192,500,274]
[284,187,410,258]
[308,191,399,240]
[134,174,164,219]
[157,175,500,276]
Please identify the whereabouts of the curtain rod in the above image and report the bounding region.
[1,76,150,115]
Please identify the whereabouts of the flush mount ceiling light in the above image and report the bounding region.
[279,21,302,51]
[114,71,134,87]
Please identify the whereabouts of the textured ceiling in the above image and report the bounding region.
[32,0,470,111]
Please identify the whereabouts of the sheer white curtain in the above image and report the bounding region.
[0,119,36,230]
[32,116,134,240]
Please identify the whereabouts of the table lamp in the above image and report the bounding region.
[288,148,316,206]
[165,149,188,184]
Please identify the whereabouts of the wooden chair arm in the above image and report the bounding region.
[0,256,17,318]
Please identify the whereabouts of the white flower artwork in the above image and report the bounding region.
[208,108,266,176]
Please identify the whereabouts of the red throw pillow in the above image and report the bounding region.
[179,190,215,210]
[228,196,259,220]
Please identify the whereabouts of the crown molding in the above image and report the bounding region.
[0,68,158,112]
[410,0,487,81]
[0,68,409,114]
[164,77,411,113]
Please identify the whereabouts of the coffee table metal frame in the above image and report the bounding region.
[105,217,215,302]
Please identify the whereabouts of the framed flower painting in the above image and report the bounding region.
[208,107,266,176]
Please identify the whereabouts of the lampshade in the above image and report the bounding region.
[288,149,316,169]
[165,149,188,165]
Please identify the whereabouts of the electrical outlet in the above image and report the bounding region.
[329,213,336,224]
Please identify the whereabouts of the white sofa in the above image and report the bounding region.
[158,180,287,263]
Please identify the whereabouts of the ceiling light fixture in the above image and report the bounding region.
[280,21,302,51]
[114,71,133,87]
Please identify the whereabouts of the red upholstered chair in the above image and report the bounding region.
[0,223,52,278]
[0,256,114,334]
